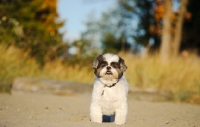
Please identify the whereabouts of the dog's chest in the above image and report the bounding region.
[100,87,119,103]
[99,87,120,115]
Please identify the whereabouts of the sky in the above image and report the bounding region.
[57,0,116,42]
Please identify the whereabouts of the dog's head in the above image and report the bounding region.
[92,53,127,82]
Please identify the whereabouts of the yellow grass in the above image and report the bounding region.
[120,52,200,104]
[0,44,200,104]
[0,45,94,88]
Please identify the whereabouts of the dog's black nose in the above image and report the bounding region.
[106,66,111,70]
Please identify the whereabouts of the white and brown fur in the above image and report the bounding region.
[90,53,128,124]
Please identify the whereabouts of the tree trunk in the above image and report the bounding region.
[160,0,173,63]
[171,0,188,57]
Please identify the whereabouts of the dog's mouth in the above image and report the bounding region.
[105,71,112,75]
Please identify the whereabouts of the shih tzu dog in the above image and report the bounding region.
[90,53,128,124]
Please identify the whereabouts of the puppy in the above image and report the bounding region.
[90,53,128,124]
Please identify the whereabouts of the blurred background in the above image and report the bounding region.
[0,0,200,104]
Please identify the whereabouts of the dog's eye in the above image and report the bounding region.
[100,62,107,68]
[111,62,119,68]
[101,64,106,67]
[112,64,118,68]
[113,65,118,68]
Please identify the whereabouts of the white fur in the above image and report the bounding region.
[99,53,120,86]
[90,76,128,124]
[103,53,119,64]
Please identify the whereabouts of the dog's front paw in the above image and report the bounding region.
[90,118,102,123]
[115,110,127,124]
[115,121,126,125]
[90,103,102,123]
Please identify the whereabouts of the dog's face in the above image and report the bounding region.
[92,53,127,80]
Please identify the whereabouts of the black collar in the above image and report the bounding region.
[101,81,119,96]
[104,80,119,88]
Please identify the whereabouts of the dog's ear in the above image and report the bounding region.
[119,57,127,72]
[92,59,98,69]
[92,55,104,69]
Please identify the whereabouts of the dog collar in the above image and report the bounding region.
[104,83,116,88]
[101,80,119,96]
[104,80,119,88]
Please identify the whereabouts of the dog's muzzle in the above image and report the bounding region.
[106,66,112,75]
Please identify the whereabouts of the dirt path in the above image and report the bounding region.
[0,92,200,127]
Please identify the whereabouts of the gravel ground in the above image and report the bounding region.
[0,92,200,127]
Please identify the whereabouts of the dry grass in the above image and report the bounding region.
[120,52,200,104]
[1,44,200,104]
[0,44,94,93]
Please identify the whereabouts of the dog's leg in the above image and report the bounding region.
[90,103,102,123]
[115,104,127,124]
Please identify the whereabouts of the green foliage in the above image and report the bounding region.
[101,33,121,53]
[62,37,100,65]
[82,0,200,54]
[81,0,162,53]
[102,33,130,53]
[132,0,155,46]
[81,1,133,53]
[0,0,65,64]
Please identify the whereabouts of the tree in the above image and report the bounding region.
[82,0,199,57]
[160,0,189,62]
[171,0,188,57]
[132,0,156,50]
[181,0,200,54]
[159,0,173,62]
[81,0,133,53]
[0,0,65,64]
